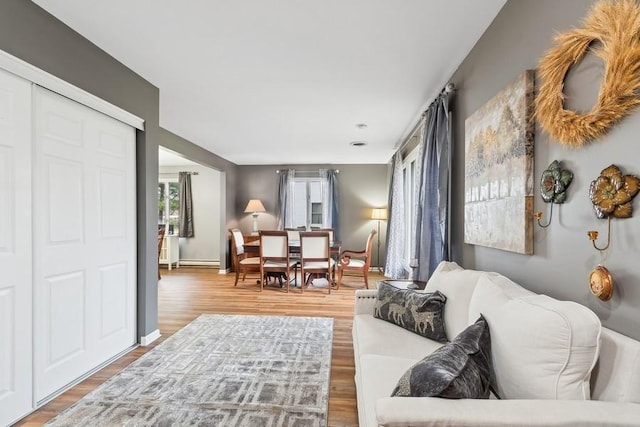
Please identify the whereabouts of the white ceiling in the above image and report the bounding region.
[32,0,507,165]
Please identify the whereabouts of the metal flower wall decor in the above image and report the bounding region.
[541,160,573,204]
[589,164,640,219]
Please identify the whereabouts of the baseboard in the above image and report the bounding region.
[140,329,161,346]
[218,268,230,274]
[178,260,219,267]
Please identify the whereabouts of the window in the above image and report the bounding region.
[158,179,180,235]
[402,145,420,268]
[292,178,323,229]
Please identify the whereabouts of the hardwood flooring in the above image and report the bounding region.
[15,267,383,427]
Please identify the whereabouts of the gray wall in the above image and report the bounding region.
[449,0,640,338]
[159,128,238,271]
[0,0,238,339]
[236,164,389,268]
[159,165,222,264]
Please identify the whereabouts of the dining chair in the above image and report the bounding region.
[229,228,261,287]
[259,230,297,292]
[285,228,301,242]
[318,228,334,242]
[336,229,376,289]
[299,231,335,294]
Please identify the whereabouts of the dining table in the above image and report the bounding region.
[243,239,342,255]
[243,239,342,288]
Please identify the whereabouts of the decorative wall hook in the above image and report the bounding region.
[587,216,612,251]
[534,204,553,227]
[535,160,572,228]
[586,164,640,301]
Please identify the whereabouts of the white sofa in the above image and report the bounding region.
[352,261,640,427]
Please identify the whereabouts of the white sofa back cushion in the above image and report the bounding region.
[469,275,601,400]
[424,261,489,341]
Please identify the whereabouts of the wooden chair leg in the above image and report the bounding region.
[337,267,343,288]
[234,268,240,286]
[363,269,369,289]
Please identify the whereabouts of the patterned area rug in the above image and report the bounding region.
[46,314,334,426]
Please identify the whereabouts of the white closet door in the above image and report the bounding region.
[33,87,137,402]
[0,70,33,425]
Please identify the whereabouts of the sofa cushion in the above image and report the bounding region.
[374,282,448,343]
[391,315,493,399]
[469,275,601,400]
[353,314,444,360]
[423,261,491,340]
[356,354,420,427]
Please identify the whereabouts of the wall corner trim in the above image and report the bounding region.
[139,329,161,346]
[0,49,145,130]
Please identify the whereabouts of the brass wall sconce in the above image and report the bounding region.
[586,164,640,301]
[587,217,611,251]
[534,160,573,227]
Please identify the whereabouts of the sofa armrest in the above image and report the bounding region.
[375,397,640,427]
[354,289,378,315]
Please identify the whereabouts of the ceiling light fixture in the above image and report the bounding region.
[350,141,368,147]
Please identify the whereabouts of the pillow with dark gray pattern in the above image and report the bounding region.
[373,282,447,343]
[391,315,492,398]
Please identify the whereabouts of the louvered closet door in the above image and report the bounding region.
[33,86,137,402]
[0,69,33,425]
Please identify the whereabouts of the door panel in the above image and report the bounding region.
[0,69,32,425]
[34,86,136,402]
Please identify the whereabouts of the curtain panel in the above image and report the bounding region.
[414,92,452,280]
[320,169,340,240]
[384,152,406,278]
[178,172,195,237]
[276,169,295,229]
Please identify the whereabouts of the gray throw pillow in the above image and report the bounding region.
[374,282,447,343]
[391,315,493,399]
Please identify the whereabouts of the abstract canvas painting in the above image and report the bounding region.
[464,70,534,254]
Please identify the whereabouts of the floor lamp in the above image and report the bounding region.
[371,208,387,273]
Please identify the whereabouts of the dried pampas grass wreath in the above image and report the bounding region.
[535,0,640,147]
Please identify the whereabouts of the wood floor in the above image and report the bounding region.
[15,267,383,426]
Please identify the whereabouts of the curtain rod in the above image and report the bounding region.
[394,82,456,154]
[179,171,199,175]
[275,169,339,174]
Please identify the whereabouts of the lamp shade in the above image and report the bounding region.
[371,208,388,220]
[244,199,266,213]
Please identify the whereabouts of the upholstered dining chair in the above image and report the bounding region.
[229,228,261,287]
[299,231,335,294]
[259,230,297,292]
[336,229,376,289]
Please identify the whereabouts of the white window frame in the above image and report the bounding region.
[158,178,180,235]
[292,177,324,229]
[402,145,420,269]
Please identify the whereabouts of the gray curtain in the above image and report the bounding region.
[178,172,194,237]
[384,152,406,278]
[276,169,295,229]
[414,92,452,280]
[320,169,340,240]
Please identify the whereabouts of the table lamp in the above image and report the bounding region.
[371,208,387,273]
[245,199,266,235]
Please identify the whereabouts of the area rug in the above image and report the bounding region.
[46,314,334,426]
